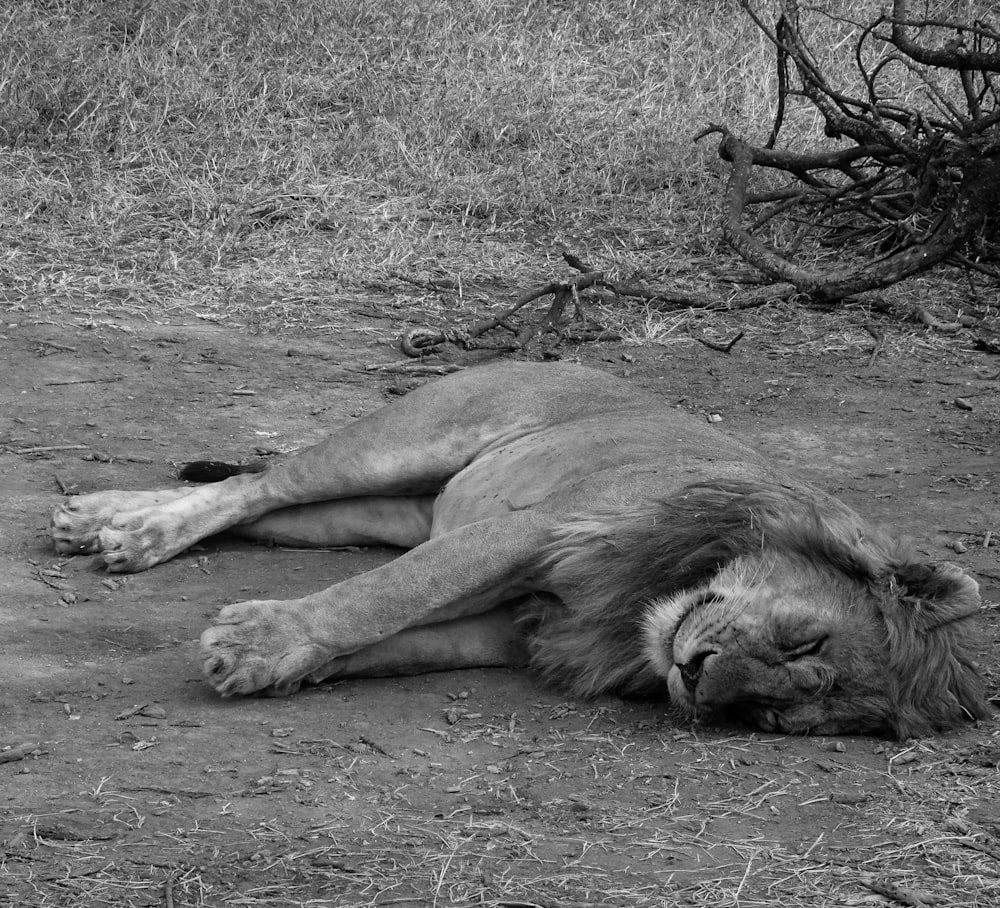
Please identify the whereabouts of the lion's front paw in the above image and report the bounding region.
[200,600,330,697]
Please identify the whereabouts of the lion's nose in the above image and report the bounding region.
[676,650,713,694]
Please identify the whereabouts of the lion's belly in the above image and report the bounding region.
[431,413,766,534]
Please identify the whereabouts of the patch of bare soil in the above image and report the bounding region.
[1,316,998,907]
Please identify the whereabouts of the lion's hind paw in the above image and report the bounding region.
[50,488,195,558]
[51,504,103,555]
[200,600,328,697]
[50,492,132,555]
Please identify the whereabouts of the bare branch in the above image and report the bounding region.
[716,2,999,304]
[890,0,1000,73]
[720,126,1000,302]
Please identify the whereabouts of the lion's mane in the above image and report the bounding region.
[525,480,987,738]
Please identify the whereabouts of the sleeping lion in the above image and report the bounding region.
[50,361,988,738]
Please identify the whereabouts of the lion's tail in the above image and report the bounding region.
[177,460,268,482]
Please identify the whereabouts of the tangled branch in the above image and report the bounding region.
[715,0,1000,303]
[398,259,618,358]
[397,252,725,358]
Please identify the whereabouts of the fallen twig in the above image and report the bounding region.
[359,734,394,758]
[694,331,745,353]
[861,875,940,907]
[563,250,720,309]
[36,340,78,353]
[364,362,464,375]
[13,444,89,455]
[44,376,122,386]
[1,742,41,764]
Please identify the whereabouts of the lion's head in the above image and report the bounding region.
[643,549,983,736]
[532,480,989,738]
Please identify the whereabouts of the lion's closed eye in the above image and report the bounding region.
[781,636,826,659]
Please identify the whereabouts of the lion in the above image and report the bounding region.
[50,361,988,738]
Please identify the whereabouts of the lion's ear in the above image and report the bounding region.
[882,561,988,738]
[891,561,980,628]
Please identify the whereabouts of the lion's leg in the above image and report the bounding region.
[66,363,635,573]
[296,606,526,686]
[231,496,434,549]
[199,511,552,696]
[95,476,442,571]
[51,487,197,555]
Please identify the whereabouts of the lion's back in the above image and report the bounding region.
[432,408,773,533]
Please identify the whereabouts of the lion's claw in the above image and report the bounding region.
[50,499,112,554]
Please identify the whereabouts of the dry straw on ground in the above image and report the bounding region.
[2,0,994,344]
[8,715,1000,907]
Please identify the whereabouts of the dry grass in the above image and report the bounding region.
[4,0,992,340]
[6,709,1000,907]
[1,0,766,330]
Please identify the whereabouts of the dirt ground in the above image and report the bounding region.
[2,314,999,908]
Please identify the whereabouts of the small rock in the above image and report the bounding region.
[954,397,973,410]
[138,704,167,719]
[952,540,968,553]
